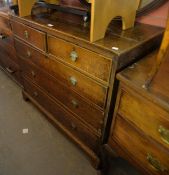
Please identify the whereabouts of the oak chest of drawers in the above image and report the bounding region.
[108,51,169,174]
[11,11,163,166]
[0,6,21,84]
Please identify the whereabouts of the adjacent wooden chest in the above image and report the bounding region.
[0,10,21,85]
[108,51,169,174]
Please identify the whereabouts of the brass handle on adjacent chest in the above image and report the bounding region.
[6,67,15,74]
[158,125,169,145]
[71,99,79,108]
[70,50,78,62]
[24,30,29,39]
[70,76,77,86]
[147,153,168,172]
[0,33,7,40]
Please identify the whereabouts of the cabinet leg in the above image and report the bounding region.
[90,156,101,169]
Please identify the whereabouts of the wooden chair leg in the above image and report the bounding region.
[122,11,137,30]
[18,0,36,17]
[89,0,140,42]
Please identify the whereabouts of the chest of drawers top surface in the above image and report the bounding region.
[117,50,169,108]
[11,12,163,70]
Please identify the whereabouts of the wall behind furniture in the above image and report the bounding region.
[137,1,169,27]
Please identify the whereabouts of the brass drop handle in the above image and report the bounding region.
[31,71,36,77]
[70,50,78,62]
[0,33,7,40]
[24,30,29,39]
[71,122,77,130]
[33,92,38,97]
[147,153,168,172]
[6,67,15,74]
[97,129,102,134]
[158,125,169,145]
[26,50,31,58]
[70,76,77,86]
[71,99,78,108]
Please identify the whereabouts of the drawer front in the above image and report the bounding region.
[15,39,107,108]
[23,78,99,151]
[20,58,104,134]
[0,51,21,83]
[11,21,46,51]
[113,116,169,175]
[47,35,112,83]
[118,89,169,149]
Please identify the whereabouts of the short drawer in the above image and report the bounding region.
[15,39,108,108]
[0,51,21,83]
[11,20,46,51]
[23,78,99,151]
[47,35,112,83]
[20,58,104,134]
[118,89,169,149]
[112,116,169,175]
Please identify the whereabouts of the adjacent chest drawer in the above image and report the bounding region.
[11,21,46,51]
[0,16,11,34]
[0,50,20,84]
[118,88,169,149]
[47,35,112,83]
[23,78,99,151]
[0,37,18,64]
[112,116,169,175]
[15,39,108,108]
[0,17,13,47]
[20,57,104,134]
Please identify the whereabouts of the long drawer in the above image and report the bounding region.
[20,57,104,134]
[11,20,46,51]
[118,88,169,149]
[15,39,108,108]
[112,115,169,175]
[47,35,112,83]
[23,78,99,151]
